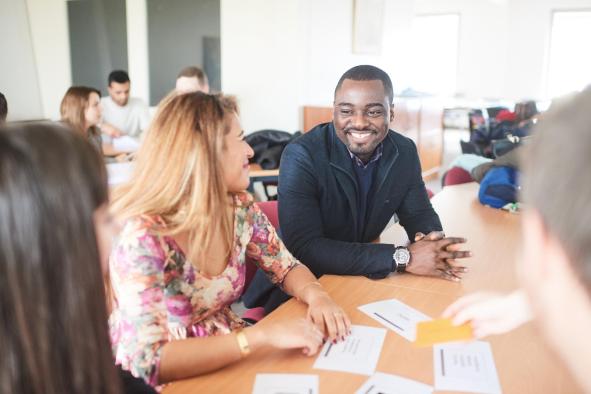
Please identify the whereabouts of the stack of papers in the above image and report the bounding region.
[253,299,501,394]
[252,374,318,394]
[434,341,502,393]
[106,162,134,186]
[113,135,140,152]
[355,372,433,394]
[313,325,386,376]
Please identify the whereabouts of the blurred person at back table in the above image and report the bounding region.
[175,66,210,94]
[0,91,7,124]
[100,70,150,140]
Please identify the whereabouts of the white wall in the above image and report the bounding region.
[221,0,305,132]
[126,0,150,104]
[414,0,510,100]
[0,0,70,121]
[0,0,148,121]
[0,0,44,121]
[504,0,591,99]
[4,0,591,124]
[299,0,415,106]
[220,0,415,132]
[416,0,591,100]
[25,0,72,120]
[221,0,591,132]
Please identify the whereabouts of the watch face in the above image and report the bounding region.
[394,248,411,265]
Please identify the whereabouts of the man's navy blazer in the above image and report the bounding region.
[243,122,442,310]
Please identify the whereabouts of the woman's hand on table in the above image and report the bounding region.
[284,265,351,344]
[305,287,351,343]
[248,318,324,356]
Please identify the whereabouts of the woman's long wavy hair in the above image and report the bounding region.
[60,86,101,138]
[111,92,238,267]
[0,123,120,394]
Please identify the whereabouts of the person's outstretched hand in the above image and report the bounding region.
[442,290,533,338]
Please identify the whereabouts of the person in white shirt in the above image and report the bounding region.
[100,70,149,139]
[175,66,210,94]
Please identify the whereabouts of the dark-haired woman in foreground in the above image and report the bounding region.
[0,123,155,394]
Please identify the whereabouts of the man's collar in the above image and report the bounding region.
[348,143,384,169]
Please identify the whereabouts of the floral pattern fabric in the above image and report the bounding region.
[109,192,299,386]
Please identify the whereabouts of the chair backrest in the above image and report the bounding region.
[255,201,279,229]
[244,201,279,292]
[443,166,473,187]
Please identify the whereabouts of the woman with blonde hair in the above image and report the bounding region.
[109,92,351,386]
[60,86,103,153]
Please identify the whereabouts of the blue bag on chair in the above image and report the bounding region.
[478,166,519,209]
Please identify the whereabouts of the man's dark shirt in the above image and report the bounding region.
[349,143,383,238]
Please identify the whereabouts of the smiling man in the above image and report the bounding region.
[243,65,471,313]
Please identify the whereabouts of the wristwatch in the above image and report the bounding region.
[392,246,411,273]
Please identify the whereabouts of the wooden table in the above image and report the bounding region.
[164,183,580,393]
[379,182,523,296]
[248,163,279,194]
[249,163,280,179]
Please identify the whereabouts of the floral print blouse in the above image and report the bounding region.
[109,193,299,386]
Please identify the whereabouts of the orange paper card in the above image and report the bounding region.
[414,318,473,347]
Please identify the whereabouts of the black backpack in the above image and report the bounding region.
[245,129,301,169]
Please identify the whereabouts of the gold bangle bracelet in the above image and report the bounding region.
[235,329,250,357]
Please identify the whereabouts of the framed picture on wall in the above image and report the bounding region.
[352,0,385,54]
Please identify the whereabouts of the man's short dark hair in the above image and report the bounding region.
[108,70,130,86]
[0,92,7,123]
[522,90,591,286]
[177,66,208,85]
[334,65,394,104]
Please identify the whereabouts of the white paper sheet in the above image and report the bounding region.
[313,325,386,376]
[355,372,433,394]
[106,162,134,186]
[434,341,502,394]
[113,135,140,152]
[358,299,431,341]
[252,374,318,394]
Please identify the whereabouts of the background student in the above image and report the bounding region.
[100,70,150,139]
[175,66,210,93]
[0,91,7,124]
[60,86,104,153]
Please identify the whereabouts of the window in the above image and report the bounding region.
[408,14,460,96]
[547,11,591,98]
